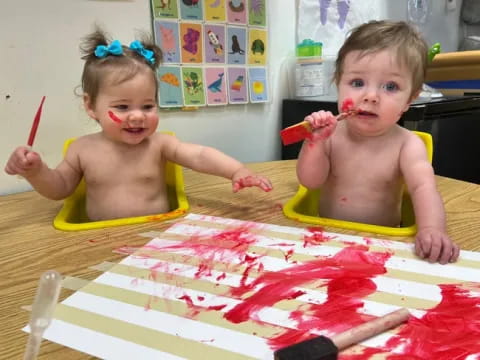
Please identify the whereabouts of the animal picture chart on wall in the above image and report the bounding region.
[151,0,269,108]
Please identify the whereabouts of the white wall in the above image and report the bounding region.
[0,0,296,195]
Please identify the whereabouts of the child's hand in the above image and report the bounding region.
[232,167,273,193]
[415,227,460,264]
[305,110,337,141]
[4,146,43,177]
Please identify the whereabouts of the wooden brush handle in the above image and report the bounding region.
[287,109,354,131]
[331,308,410,351]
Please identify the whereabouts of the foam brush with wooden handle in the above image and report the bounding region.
[274,308,410,360]
[280,99,355,146]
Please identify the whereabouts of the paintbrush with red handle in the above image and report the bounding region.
[27,96,46,147]
[280,98,355,146]
[274,308,409,360]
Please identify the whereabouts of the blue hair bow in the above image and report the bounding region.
[129,40,155,65]
[94,40,123,58]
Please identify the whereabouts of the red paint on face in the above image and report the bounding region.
[341,98,354,112]
[108,110,123,124]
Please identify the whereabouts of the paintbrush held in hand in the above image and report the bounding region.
[27,96,46,147]
[280,98,356,146]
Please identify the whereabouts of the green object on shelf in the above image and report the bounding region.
[428,42,441,62]
[297,39,323,57]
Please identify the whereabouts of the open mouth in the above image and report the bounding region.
[357,109,377,116]
[123,128,145,134]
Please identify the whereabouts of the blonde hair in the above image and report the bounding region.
[79,27,163,107]
[334,20,428,98]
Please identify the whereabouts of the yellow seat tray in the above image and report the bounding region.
[283,131,433,237]
[53,135,189,231]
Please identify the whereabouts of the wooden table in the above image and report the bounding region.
[1,160,479,359]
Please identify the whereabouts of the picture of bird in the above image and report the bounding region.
[230,75,244,91]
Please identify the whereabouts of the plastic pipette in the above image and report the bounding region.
[23,270,62,360]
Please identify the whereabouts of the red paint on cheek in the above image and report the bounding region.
[108,110,122,124]
[341,98,354,112]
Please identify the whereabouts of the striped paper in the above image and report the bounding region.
[25,214,480,359]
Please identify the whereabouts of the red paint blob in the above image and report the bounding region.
[303,227,335,248]
[224,245,391,338]
[280,123,312,146]
[108,110,122,124]
[341,98,354,112]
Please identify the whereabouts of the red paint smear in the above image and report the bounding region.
[216,272,227,281]
[224,245,391,340]
[178,294,194,307]
[108,110,122,124]
[234,176,272,192]
[178,294,227,317]
[341,98,354,112]
[303,227,335,247]
[142,225,263,280]
[384,284,480,359]
[341,284,480,359]
[284,249,294,262]
[271,243,295,247]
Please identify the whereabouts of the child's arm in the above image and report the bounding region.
[400,135,460,264]
[296,110,337,189]
[160,135,272,192]
[4,145,83,200]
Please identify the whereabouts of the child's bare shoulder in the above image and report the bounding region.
[399,127,427,153]
[151,131,181,150]
[66,133,102,154]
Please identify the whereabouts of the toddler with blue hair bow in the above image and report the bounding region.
[5,27,272,221]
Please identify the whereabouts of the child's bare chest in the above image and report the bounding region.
[81,146,164,187]
[330,141,402,186]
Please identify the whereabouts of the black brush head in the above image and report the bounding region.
[274,335,338,360]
